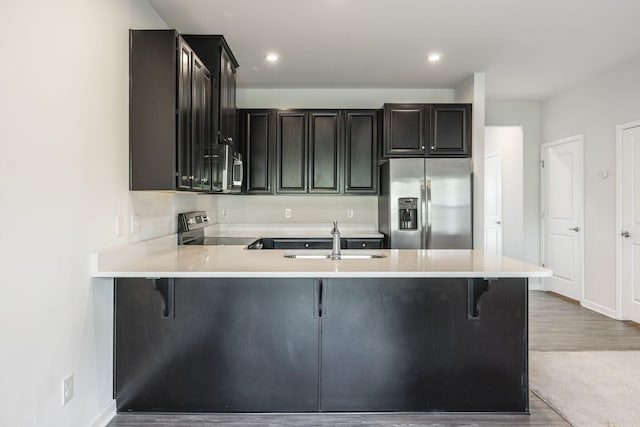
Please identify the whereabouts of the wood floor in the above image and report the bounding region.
[109,290,640,426]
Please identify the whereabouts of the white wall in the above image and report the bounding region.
[237,88,455,109]
[542,53,640,316]
[456,73,486,249]
[485,101,542,270]
[485,126,524,260]
[0,1,215,426]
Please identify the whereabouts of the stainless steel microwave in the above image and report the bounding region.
[210,144,243,193]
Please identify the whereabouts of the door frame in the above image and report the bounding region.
[616,120,640,320]
[539,135,585,302]
[484,152,503,257]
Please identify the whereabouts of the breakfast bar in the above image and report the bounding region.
[92,239,550,414]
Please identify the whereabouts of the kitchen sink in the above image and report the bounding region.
[284,253,386,260]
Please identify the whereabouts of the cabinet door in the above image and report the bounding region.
[383,104,426,157]
[218,48,237,146]
[190,55,207,191]
[320,278,527,412]
[115,278,321,412]
[277,111,307,193]
[344,110,378,194]
[428,104,471,157]
[201,66,213,190]
[177,39,193,189]
[309,111,341,193]
[241,110,274,194]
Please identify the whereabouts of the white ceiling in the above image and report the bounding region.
[148,0,640,101]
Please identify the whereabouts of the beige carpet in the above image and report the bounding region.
[530,351,640,427]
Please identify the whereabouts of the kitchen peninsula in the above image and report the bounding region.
[92,237,550,414]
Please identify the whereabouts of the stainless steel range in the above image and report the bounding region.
[177,211,257,246]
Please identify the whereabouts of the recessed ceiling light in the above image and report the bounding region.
[266,53,279,62]
[427,53,441,63]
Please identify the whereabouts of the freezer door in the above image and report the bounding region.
[425,158,473,249]
[389,158,425,249]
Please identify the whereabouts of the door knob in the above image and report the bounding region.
[621,231,630,238]
[569,226,580,232]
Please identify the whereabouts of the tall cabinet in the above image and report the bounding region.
[130,30,213,191]
[129,31,238,192]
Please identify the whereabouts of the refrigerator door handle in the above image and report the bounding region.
[421,179,429,249]
[426,179,432,248]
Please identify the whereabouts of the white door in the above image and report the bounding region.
[484,153,502,257]
[541,136,584,301]
[619,123,640,322]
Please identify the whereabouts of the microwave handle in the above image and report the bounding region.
[232,159,243,186]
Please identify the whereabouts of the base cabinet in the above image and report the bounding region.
[115,278,319,412]
[115,277,527,413]
[320,278,527,412]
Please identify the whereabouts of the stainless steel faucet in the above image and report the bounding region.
[331,220,341,260]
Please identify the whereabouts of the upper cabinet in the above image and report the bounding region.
[382,103,471,158]
[344,110,378,194]
[241,109,378,195]
[130,30,213,191]
[240,109,275,194]
[183,35,239,147]
[129,31,238,192]
[429,104,471,157]
[276,110,341,194]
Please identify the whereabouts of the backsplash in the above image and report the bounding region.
[128,192,218,241]
[216,195,378,225]
[128,192,378,241]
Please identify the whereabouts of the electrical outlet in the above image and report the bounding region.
[61,373,73,406]
[347,209,354,218]
[130,214,141,234]
[115,216,123,237]
[285,208,292,218]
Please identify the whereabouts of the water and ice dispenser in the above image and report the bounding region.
[398,197,418,230]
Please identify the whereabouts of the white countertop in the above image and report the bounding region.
[91,235,552,279]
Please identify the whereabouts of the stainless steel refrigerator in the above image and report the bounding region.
[378,158,473,249]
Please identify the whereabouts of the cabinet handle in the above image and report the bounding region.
[181,176,188,181]
[421,145,425,149]
[362,243,366,248]
[621,230,630,238]
[305,243,310,248]
[431,146,435,149]
[569,226,580,232]
[202,178,209,183]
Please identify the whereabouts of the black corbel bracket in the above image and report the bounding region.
[153,278,175,318]
[467,278,492,319]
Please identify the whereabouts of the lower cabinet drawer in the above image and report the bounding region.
[343,239,383,249]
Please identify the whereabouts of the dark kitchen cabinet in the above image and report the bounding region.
[276,110,341,194]
[344,110,378,194]
[320,278,527,412]
[277,111,308,193]
[183,35,239,147]
[429,104,471,157]
[115,278,320,412]
[129,30,213,191]
[382,103,471,158]
[309,111,341,193]
[240,109,275,194]
[115,277,528,413]
[383,104,426,157]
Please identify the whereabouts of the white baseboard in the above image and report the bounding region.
[581,298,619,320]
[528,278,542,291]
[89,400,116,427]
